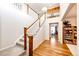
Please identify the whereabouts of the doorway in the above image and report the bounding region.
[49,23,59,44]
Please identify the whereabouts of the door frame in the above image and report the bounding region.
[49,23,59,41]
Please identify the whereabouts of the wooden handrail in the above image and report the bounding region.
[28,35,33,56]
[24,27,27,50]
[27,18,39,29]
[24,27,33,56]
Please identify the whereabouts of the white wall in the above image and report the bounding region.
[44,17,63,43]
[29,8,38,20]
[28,14,46,50]
[63,4,77,26]
[44,17,63,44]
[58,20,63,43]
[0,3,36,49]
[40,15,45,25]
[33,14,46,50]
[59,3,70,43]
[0,3,45,50]
[60,3,70,20]
[58,3,70,43]
[33,24,45,50]
[77,3,79,55]
[44,3,70,44]
[26,7,38,35]
[44,17,60,40]
[0,14,1,49]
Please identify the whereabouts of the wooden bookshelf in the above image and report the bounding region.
[63,25,77,45]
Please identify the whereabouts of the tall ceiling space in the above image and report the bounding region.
[28,3,60,15]
[64,3,77,18]
[63,3,77,26]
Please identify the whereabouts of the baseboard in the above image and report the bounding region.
[33,39,45,50]
[0,43,16,51]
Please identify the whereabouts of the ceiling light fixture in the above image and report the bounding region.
[41,7,47,12]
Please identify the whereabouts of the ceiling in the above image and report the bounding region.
[64,3,77,19]
[28,3,59,14]
[66,4,76,18]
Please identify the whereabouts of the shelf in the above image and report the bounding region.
[63,25,77,45]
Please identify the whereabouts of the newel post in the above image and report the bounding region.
[24,27,27,50]
[28,35,33,56]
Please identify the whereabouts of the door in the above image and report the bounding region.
[49,23,58,42]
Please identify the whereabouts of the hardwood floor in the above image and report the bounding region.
[33,39,73,56]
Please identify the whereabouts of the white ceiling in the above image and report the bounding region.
[65,4,77,18]
[28,3,59,14]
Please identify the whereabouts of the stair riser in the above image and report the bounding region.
[16,43,24,47]
[20,39,24,42]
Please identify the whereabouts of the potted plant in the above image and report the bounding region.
[63,20,69,26]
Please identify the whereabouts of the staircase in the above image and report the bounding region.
[0,10,44,56]
[0,3,61,56]
[15,4,70,56]
[0,35,30,56]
